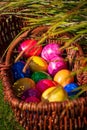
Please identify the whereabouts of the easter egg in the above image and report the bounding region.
[41,86,68,102]
[48,58,67,76]
[49,55,65,62]
[64,83,79,96]
[36,79,58,93]
[12,78,35,97]
[18,39,42,57]
[11,61,31,81]
[41,43,62,62]
[21,88,41,100]
[29,56,48,72]
[25,96,40,103]
[54,69,74,87]
[31,71,52,83]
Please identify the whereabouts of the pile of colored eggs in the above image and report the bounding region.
[11,39,79,103]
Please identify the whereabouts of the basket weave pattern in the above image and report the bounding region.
[0,15,87,130]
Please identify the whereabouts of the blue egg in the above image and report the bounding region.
[64,83,79,96]
[11,61,31,81]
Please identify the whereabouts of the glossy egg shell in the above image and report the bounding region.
[12,78,35,97]
[36,79,58,93]
[31,71,52,83]
[18,39,42,57]
[49,55,65,62]
[29,56,48,72]
[41,43,62,62]
[21,88,41,100]
[41,86,68,102]
[48,58,67,76]
[54,69,74,87]
[11,61,31,81]
[25,96,40,103]
[64,83,79,96]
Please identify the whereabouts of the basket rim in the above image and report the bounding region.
[1,68,87,111]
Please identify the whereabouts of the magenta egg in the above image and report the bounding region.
[50,55,64,62]
[41,43,62,62]
[18,39,42,57]
[25,96,40,103]
[36,79,58,93]
[48,58,67,76]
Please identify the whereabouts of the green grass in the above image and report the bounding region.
[0,81,24,130]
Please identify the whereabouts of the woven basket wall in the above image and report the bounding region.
[0,15,87,130]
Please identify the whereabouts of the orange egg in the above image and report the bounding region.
[29,56,48,72]
[54,69,74,87]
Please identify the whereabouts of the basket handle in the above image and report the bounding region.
[5,30,29,65]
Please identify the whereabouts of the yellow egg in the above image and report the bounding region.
[29,56,48,72]
[54,69,74,87]
[41,86,68,102]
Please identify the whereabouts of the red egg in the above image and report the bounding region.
[18,39,42,57]
[36,79,58,93]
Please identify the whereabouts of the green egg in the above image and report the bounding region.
[31,71,52,83]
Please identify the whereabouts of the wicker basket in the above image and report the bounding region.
[0,15,87,130]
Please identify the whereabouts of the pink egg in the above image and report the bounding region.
[25,96,40,103]
[48,57,67,76]
[50,55,64,62]
[41,43,62,62]
[18,39,42,57]
[36,79,58,93]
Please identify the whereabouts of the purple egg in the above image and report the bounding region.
[25,96,40,103]
[41,43,62,62]
[21,88,41,100]
[48,58,67,76]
